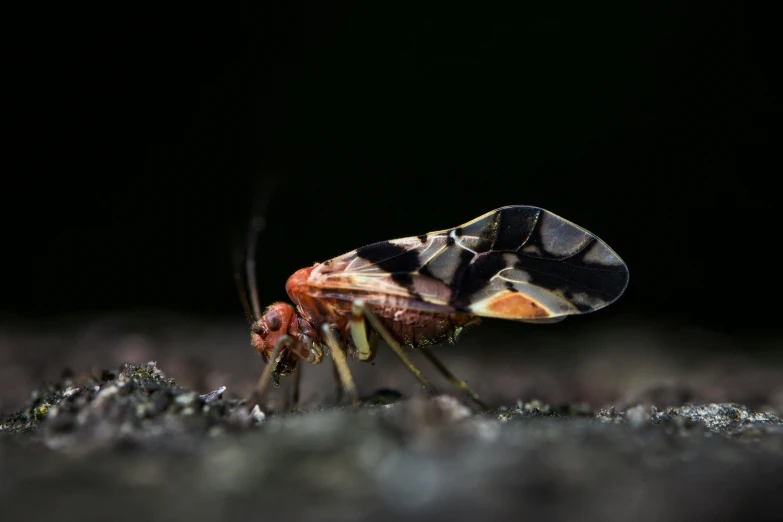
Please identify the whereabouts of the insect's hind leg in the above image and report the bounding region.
[351,300,438,397]
[321,325,360,407]
[419,347,491,411]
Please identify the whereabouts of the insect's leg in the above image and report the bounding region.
[331,358,344,404]
[252,334,293,407]
[419,347,491,411]
[289,363,302,411]
[285,345,321,412]
[352,300,438,397]
[321,325,360,407]
[349,305,373,361]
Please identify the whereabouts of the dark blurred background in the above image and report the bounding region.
[3,3,781,340]
[4,9,783,520]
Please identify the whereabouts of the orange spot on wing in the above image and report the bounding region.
[486,292,550,318]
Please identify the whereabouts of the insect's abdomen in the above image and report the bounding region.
[369,300,477,348]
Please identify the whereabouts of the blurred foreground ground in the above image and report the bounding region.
[1,312,782,522]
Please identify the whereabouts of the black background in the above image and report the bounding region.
[4,3,781,337]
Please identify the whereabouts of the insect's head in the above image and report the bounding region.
[251,302,300,383]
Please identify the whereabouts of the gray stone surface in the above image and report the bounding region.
[1,313,782,521]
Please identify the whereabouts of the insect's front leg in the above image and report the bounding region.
[289,363,302,411]
[351,299,438,397]
[284,335,323,412]
[252,335,294,407]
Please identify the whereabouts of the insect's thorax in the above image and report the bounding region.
[285,264,476,348]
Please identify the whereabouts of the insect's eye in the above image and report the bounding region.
[266,311,282,331]
[251,322,265,335]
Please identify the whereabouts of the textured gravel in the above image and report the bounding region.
[1,312,782,522]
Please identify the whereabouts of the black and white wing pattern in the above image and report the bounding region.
[307,206,629,321]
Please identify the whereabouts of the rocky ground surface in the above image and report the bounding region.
[1,312,782,522]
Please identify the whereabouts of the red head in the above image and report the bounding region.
[250,301,321,384]
[251,302,301,382]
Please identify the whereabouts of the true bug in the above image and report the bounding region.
[235,205,629,410]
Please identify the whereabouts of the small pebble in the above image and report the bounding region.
[250,405,266,425]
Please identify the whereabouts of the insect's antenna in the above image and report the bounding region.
[232,245,255,325]
[244,175,279,322]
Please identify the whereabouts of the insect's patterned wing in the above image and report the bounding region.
[308,206,629,322]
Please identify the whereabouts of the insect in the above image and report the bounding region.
[235,205,629,411]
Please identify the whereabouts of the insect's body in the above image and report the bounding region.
[242,205,629,407]
[252,266,476,381]
[292,265,477,347]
